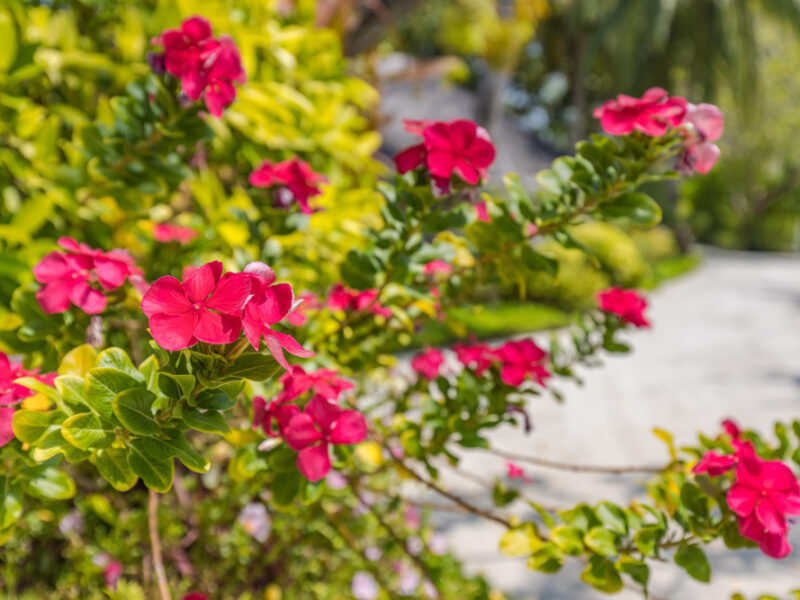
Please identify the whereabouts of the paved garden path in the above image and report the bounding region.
[424,249,800,599]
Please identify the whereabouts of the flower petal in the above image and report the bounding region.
[148,312,199,351]
[194,310,242,345]
[33,251,72,283]
[70,280,107,314]
[184,261,223,303]
[205,272,251,314]
[296,442,331,482]
[330,410,367,445]
[283,413,323,450]
[306,395,342,433]
[727,483,760,517]
[36,278,74,314]
[141,276,192,317]
[0,407,15,447]
[269,330,314,359]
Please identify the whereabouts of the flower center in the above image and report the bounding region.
[192,302,203,312]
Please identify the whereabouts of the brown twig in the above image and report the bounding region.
[489,447,666,475]
[148,490,172,600]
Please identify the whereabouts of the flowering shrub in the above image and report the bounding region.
[1,4,798,600]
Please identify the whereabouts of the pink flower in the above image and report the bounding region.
[0,351,56,407]
[253,395,300,437]
[393,119,496,191]
[693,450,737,477]
[327,284,391,318]
[104,561,122,590]
[411,348,444,380]
[474,201,491,223]
[183,594,208,600]
[240,262,314,371]
[493,339,550,387]
[275,366,354,404]
[0,407,14,448]
[141,261,251,351]
[285,291,320,327]
[722,419,742,440]
[728,455,800,559]
[452,341,495,376]
[283,395,368,481]
[597,287,650,328]
[33,238,141,315]
[593,87,687,136]
[506,461,532,483]
[423,260,452,276]
[153,16,246,117]
[249,158,327,215]
[153,224,198,244]
[679,103,724,175]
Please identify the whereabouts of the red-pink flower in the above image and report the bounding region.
[593,87,687,136]
[452,341,495,376]
[252,395,300,437]
[183,594,207,600]
[474,201,491,223]
[597,287,650,328]
[249,158,327,215]
[241,262,314,371]
[493,339,550,387]
[327,284,392,318]
[393,118,496,191]
[153,223,198,244]
[152,16,246,117]
[693,451,737,477]
[285,291,320,327]
[423,260,452,276]
[283,395,368,481]
[728,455,800,559]
[506,461,532,483]
[679,102,724,175]
[0,351,56,407]
[411,348,444,380]
[104,562,122,590]
[33,238,141,315]
[141,261,251,351]
[0,407,14,448]
[275,366,354,404]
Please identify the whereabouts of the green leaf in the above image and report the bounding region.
[617,556,650,587]
[596,502,629,535]
[194,388,235,410]
[55,376,87,409]
[271,470,301,507]
[0,477,23,529]
[19,466,76,500]
[526,543,563,573]
[499,523,541,557]
[86,367,141,420]
[584,527,619,557]
[521,245,558,277]
[127,440,174,493]
[341,249,381,290]
[138,355,161,393]
[228,445,267,480]
[550,525,584,556]
[96,348,144,382]
[0,9,18,73]
[581,556,623,593]
[58,344,96,377]
[680,482,710,517]
[31,428,91,464]
[223,353,281,381]
[138,431,209,474]
[12,410,64,445]
[61,412,114,450]
[12,376,59,403]
[634,524,665,557]
[599,192,662,227]
[158,372,196,399]
[96,447,138,492]
[182,407,230,435]
[674,544,711,583]
[422,204,472,234]
[113,388,159,436]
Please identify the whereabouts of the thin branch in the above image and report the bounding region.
[489,447,667,475]
[148,490,172,600]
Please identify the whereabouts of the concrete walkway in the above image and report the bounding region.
[426,249,800,599]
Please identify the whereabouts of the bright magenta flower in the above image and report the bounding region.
[285,291,320,327]
[728,455,800,558]
[33,237,141,315]
[283,395,368,481]
[593,87,687,136]
[241,262,314,371]
[104,562,122,590]
[327,284,392,318]
[474,201,491,223]
[0,407,13,448]
[249,158,327,215]
[693,450,737,477]
[141,261,251,351]
[679,102,724,175]
[0,351,56,407]
[506,461,532,483]
[493,339,550,387]
[183,594,208,600]
[452,341,494,376]
[252,395,299,437]
[411,348,444,380]
[153,16,246,117]
[393,118,496,191]
[275,366,354,404]
[153,223,198,244]
[597,287,650,328]
[423,260,452,276]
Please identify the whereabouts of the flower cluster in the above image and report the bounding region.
[253,367,365,481]
[249,158,327,215]
[693,421,800,558]
[596,287,650,328]
[285,291,320,327]
[592,87,724,174]
[412,338,550,388]
[151,16,246,117]
[33,237,142,315]
[153,223,198,245]
[327,284,392,318]
[393,118,496,193]
[0,351,56,447]
[141,261,312,370]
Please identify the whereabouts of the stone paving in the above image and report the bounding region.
[420,249,800,599]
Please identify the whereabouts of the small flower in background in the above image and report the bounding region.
[596,287,651,328]
[33,237,142,315]
[282,395,368,481]
[474,201,491,223]
[428,533,447,556]
[679,102,724,175]
[153,223,198,244]
[0,351,56,406]
[394,118,496,193]
[141,260,251,351]
[252,395,299,437]
[592,87,687,136]
[406,536,424,556]
[423,260,452,277]
[183,594,208,600]
[352,571,379,600]
[411,348,444,380]
[241,261,314,371]
[58,510,84,536]
[452,341,495,376]
[237,502,271,543]
[403,506,421,529]
[327,283,392,318]
[275,366,354,403]
[326,470,348,490]
[285,291,321,327]
[692,450,738,477]
[398,568,421,594]
[506,461,533,483]
[0,407,14,448]
[249,158,327,215]
[151,16,246,117]
[423,579,439,599]
[103,561,122,590]
[364,545,382,561]
[493,339,550,387]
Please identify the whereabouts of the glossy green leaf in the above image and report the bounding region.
[86,367,141,420]
[97,348,144,382]
[617,556,650,587]
[194,388,235,410]
[223,353,281,382]
[19,466,76,500]
[581,556,623,593]
[584,527,619,557]
[674,544,711,582]
[182,407,230,435]
[113,388,159,435]
[599,192,662,227]
[521,245,558,277]
[12,410,64,445]
[96,447,138,492]
[526,543,563,573]
[158,372,196,399]
[550,525,585,556]
[138,431,209,474]
[127,440,174,493]
[61,412,114,450]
